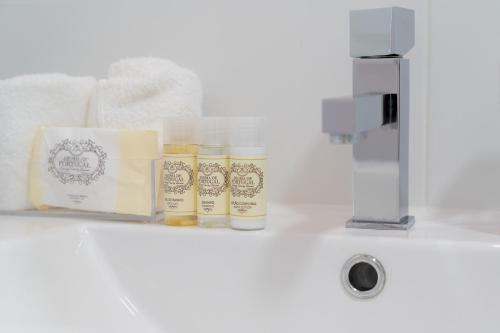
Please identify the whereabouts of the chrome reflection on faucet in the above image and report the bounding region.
[322,7,415,230]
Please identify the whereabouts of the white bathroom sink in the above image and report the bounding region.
[0,205,499,333]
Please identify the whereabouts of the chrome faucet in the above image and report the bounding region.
[322,7,415,230]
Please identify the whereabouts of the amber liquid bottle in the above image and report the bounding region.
[163,116,199,226]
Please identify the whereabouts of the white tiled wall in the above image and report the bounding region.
[426,0,500,210]
[2,0,497,210]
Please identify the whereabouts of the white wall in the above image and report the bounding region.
[1,0,428,207]
[427,0,500,210]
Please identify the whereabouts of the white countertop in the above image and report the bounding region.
[1,204,499,246]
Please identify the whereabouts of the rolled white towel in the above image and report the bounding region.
[0,74,96,210]
[87,57,203,143]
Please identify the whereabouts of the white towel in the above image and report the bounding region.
[0,74,96,210]
[87,57,203,141]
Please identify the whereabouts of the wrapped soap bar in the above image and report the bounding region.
[29,127,161,216]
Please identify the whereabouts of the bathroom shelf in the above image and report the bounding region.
[0,208,164,223]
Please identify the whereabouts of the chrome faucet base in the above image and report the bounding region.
[346,216,415,230]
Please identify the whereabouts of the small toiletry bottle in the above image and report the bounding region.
[197,117,229,227]
[229,117,267,230]
[163,116,199,226]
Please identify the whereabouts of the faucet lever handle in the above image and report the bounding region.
[350,7,415,58]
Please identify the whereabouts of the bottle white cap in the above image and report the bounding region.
[201,116,228,145]
[163,115,200,144]
[229,117,265,147]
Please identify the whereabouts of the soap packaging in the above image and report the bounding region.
[29,127,163,218]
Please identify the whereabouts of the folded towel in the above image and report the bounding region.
[87,57,203,143]
[0,74,96,210]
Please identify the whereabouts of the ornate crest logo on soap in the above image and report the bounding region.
[164,160,194,195]
[230,162,264,198]
[48,139,107,185]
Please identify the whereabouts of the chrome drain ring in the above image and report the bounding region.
[341,254,386,299]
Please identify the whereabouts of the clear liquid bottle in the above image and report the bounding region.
[163,116,199,226]
[197,117,229,227]
[229,117,267,230]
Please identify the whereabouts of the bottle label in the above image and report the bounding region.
[197,155,229,216]
[229,157,266,218]
[163,154,196,215]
